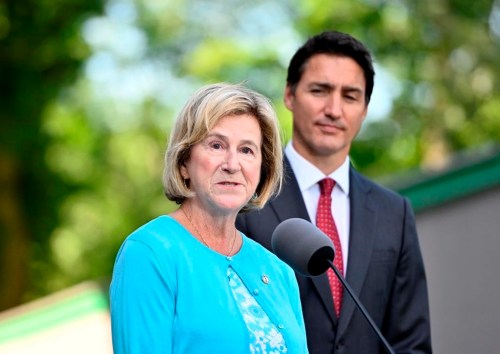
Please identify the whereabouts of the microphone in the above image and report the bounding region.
[271,217,334,276]
[272,218,395,354]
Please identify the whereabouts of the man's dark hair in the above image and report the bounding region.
[286,30,375,105]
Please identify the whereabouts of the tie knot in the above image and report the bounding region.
[319,178,335,196]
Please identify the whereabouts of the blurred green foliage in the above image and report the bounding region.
[0,0,103,309]
[1,0,499,310]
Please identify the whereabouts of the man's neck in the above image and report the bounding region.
[291,141,349,175]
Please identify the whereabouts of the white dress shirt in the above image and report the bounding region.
[285,141,351,273]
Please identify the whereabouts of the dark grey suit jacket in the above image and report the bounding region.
[236,158,432,354]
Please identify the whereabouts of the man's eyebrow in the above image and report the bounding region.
[309,82,363,92]
[309,82,334,89]
[342,86,364,95]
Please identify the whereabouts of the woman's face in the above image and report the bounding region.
[181,113,263,215]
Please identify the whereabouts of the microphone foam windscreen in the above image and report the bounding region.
[271,218,334,276]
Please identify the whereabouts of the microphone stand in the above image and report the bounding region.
[328,259,395,354]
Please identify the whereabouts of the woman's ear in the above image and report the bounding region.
[180,164,189,179]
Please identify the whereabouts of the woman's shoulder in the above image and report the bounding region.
[125,215,187,250]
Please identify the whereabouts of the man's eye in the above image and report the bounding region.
[311,88,325,94]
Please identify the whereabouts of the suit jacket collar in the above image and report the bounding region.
[271,158,378,336]
[336,168,376,337]
[268,157,309,222]
[269,157,338,325]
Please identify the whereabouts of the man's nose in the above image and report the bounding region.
[324,94,342,118]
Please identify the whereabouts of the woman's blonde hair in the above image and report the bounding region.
[163,82,283,211]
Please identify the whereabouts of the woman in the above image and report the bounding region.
[110,83,308,353]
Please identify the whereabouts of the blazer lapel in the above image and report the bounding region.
[269,157,338,325]
[336,168,377,337]
[268,157,308,221]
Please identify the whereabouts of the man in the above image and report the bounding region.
[237,31,432,353]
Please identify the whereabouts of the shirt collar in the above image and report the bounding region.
[285,141,350,195]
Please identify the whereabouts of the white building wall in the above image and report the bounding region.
[416,186,500,354]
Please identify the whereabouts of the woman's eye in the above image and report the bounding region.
[241,147,254,155]
[211,142,222,149]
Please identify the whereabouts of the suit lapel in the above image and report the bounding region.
[271,161,379,336]
[270,157,338,325]
[268,159,309,222]
[336,168,377,337]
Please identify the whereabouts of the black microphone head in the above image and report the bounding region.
[271,218,335,277]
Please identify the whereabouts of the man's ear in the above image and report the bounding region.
[361,105,368,123]
[283,84,294,111]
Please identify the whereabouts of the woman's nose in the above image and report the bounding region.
[221,150,241,173]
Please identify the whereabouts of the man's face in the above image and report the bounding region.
[284,54,368,170]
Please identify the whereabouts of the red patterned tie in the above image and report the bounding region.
[316,178,344,318]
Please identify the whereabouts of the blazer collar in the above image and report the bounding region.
[269,159,378,332]
[336,169,377,337]
[269,157,338,325]
[268,157,310,222]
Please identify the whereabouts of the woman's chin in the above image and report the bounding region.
[209,197,249,214]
